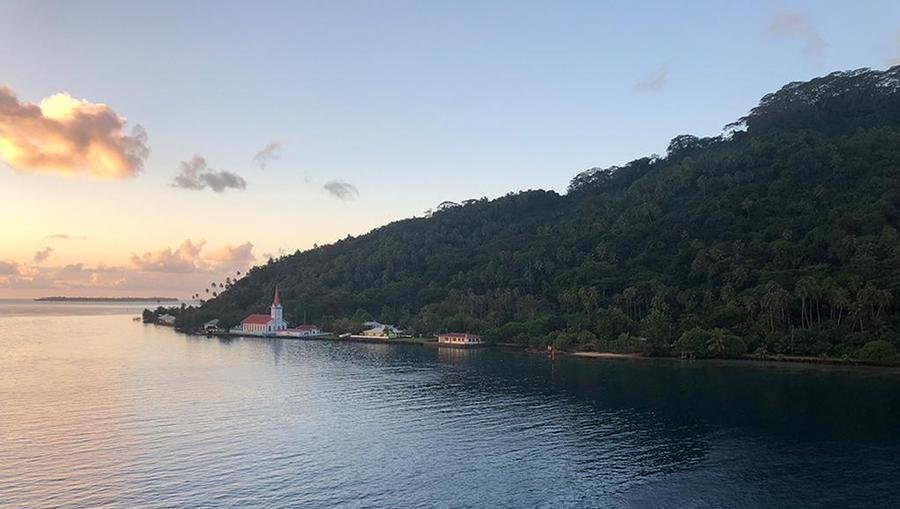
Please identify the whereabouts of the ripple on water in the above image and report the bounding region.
[1,312,900,508]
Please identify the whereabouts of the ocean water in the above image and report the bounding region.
[1,300,899,508]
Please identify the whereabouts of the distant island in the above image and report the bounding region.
[35,296,180,302]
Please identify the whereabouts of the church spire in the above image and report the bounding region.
[272,285,281,307]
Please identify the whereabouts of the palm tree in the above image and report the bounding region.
[855,283,893,333]
[580,287,599,320]
[830,286,850,326]
[651,286,671,314]
[558,289,579,313]
[707,329,727,357]
[622,286,639,319]
[762,281,790,331]
[740,295,757,324]
[873,287,892,321]
[795,278,815,328]
[811,279,823,324]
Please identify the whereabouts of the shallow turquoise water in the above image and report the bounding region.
[1,301,899,508]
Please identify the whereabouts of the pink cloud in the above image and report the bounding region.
[767,10,827,65]
[0,260,19,275]
[0,86,148,178]
[129,239,208,273]
[204,241,255,264]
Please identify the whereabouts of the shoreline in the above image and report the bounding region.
[567,351,646,360]
[561,350,900,370]
[178,327,900,369]
[194,331,446,347]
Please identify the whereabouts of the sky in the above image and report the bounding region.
[1,0,899,298]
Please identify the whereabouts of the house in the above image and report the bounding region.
[232,287,288,336]
[158,314,176,326]
[361,324,397,338]
[203,319,220,333]
[436,333,482,346]
[276,324,322,338]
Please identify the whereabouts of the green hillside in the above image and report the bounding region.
[178,66,900,361]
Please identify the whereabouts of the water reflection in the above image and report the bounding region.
[2,309,900,509]
[270,338,284,365]
[436,345,481,362]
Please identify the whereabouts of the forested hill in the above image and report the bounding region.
[179,66,900,361]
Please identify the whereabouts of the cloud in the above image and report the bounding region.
[889,33,900,66]
[204,241,255,264]
[128,239,256,274]
[129,239,207,273]
[33,247,54,264]
[47,233,87,240]
[172,155,246,193]
[323,180,359,200]
[253,141,283,169]
[634,64,669,92]
[0,86,149,178]
[0,240,258,297]
[767,9,827,64]
[0,262,181,295]
[0,261,19,275]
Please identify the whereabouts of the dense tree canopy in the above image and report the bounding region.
[177,66,900,362]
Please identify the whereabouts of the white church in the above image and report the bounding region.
[233,287,288,335]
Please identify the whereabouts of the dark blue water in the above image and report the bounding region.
[1,303,899,508]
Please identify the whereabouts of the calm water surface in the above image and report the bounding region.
[2,300,899,508]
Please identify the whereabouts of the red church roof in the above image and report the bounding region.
[241,314,273,325]
[273,286,281,306]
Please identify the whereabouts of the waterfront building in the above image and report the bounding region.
[235,287,288,335]
[436,333,482,346]
[203,319,220,333]
[158,314,176,326]
[277,324,322,338]
[361,324,397,338]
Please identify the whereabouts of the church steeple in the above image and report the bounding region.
[270,285,286,330]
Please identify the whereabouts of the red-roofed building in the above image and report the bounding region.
[233,287,287,335]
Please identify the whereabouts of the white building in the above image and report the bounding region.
[436,333,482,346]
[276,324,323,338]
[361,324,396,338]
[234,287,288,336]
[158,314,176,326]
